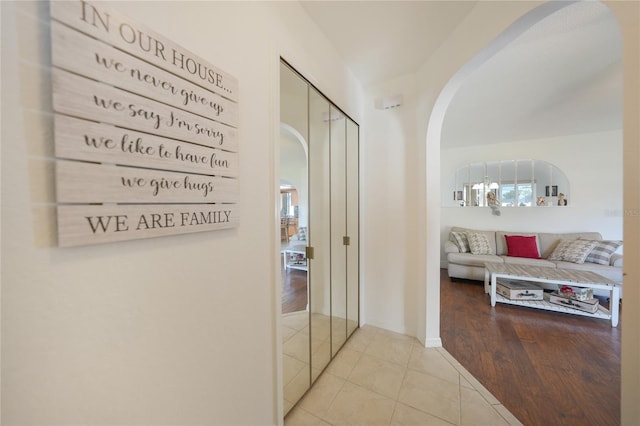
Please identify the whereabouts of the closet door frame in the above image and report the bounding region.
[279,58,360,415]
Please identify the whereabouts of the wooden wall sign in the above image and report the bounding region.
[49,0,239,246]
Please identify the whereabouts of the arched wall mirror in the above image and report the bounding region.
[444,159,570,208]
[280,60,360,417]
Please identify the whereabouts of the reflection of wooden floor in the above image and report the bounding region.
[282,259,307,314]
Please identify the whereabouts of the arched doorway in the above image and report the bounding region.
[425,1,624,423]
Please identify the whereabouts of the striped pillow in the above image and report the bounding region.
[584,240,622,265]
[450,231,469,253]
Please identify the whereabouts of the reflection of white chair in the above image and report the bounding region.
[280,217,290,242]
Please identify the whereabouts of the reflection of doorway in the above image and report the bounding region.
[432,1,623,417]
[279,126,309,316]
[280,183,307,315]
[279,120,309,310]
[280,187,299,246]
[280,63,311,414]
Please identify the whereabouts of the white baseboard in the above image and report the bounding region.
[425,337,442,348]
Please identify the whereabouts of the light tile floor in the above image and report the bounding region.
[285,325,523,426]
[283,311,359,415]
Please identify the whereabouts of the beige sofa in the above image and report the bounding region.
[445,227,623,295]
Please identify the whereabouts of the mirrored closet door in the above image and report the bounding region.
[280,60,359,416]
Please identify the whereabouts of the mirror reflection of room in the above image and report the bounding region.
[279,60,360,416]
[280,61,311,415]
[280,183,307,313]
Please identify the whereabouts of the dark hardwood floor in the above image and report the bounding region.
[281,259,307,314]
[440,269,621,426]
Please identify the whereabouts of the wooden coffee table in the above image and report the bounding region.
[484,263,621,327]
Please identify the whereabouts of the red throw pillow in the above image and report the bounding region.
[505,235,540,259]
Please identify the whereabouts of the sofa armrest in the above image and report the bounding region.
[444,240,460,254]
[610,253,623,267]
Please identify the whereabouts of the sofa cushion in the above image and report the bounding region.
[548,239,598,264]
[538,232,602,258]
[467,232,493,255]
[450,231,469,253]
[504,235,540,258]
[444,240,460,254]
[583,240,622,265]
[448,252,503,267]
[611,253,623,267]
[448,263,490,282]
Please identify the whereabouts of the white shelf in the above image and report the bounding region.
[282,248,307,272]
[487,264,620,327]
[495,293,611,320]
[286,263,307,272]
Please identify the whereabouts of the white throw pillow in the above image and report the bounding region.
[466,232,493,255]
[297,226,307,241]
[548,239,598,264]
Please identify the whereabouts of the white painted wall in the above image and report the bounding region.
[440,130,624,266]
[0,1,362,424]
[360,73,420,335]
[362,1,549,344]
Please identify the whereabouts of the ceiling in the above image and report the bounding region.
[300,1,477,87]
[300,1,622,147]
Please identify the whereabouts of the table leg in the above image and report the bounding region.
[491,274,497,307]
[283,250,288,272]
[610,286,620,327]
[484,268,490,294]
